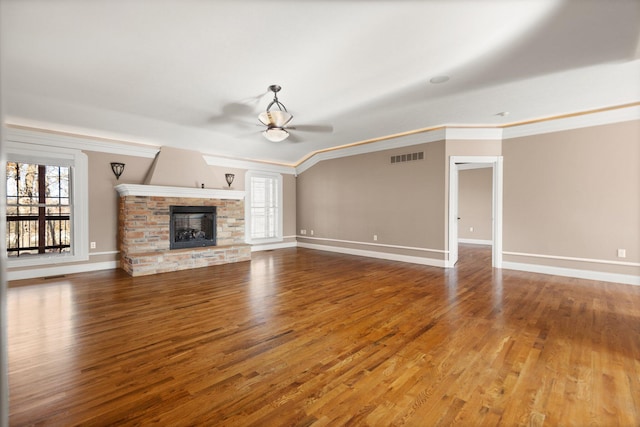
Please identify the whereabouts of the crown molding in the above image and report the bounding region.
[202,154,296,175]
[502,103,640,139]
[3,125,297,174]
[295,127,503,174]
[296,103,640,173]
[6,103,639,175]
[4,125,160,158]
[296,128,448,175]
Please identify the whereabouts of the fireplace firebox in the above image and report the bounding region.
[170,206,217,249]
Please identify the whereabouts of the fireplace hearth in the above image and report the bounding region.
[170,205,216,249]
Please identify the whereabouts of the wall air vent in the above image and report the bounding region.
[390,151,424,164]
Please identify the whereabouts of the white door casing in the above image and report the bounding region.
[447,156,503,268]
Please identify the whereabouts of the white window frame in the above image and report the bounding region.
[4,141,89,267]
[245,170,283,245]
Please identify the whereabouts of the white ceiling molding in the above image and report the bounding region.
[297,104,640,174]
[4,126,160,158]
[203,155,296,175]
[502,104,640,139]
[296,128,448,175]
[5,103,639,177]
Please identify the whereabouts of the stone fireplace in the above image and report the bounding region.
[115,184,251,276]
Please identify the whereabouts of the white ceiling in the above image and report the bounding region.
[2,0,640,166]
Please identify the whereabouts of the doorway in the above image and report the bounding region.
[447,156,503,268]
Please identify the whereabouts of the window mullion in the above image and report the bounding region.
[38,164,46,254]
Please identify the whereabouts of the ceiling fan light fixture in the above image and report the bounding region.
[258,110,293,128]
[263,127,289,142]
[259,85,295,141]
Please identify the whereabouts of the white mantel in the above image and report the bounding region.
[114,184,245,200]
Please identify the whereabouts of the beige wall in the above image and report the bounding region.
[446,139,503,157]
[503,119,640,275]
[458,167,492,241]
[297,140,447,260]
[88,151,155,254]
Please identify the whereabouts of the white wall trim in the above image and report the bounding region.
[457,163,493,171]
[203,154,296,175]
[5,126,159,158]
[503,251,640,267]
[502,261,640,286]
[89,250,120,257]
[7,261,119,281]
[251,241,297,252]
[502,104,640,139]
[459,239,493,245]
[297,235,448,254]
[298,242,447,267]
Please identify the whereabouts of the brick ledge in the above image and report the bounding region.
[122,244,251,277]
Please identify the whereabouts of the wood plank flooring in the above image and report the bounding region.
[7,245,640,426]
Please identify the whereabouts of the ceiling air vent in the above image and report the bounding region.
[391,151,424,164]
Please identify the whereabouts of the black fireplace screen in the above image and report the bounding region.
[170,206,217,249]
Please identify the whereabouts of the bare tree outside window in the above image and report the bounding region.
[5,162,71,257]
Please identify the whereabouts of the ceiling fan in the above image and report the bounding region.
[258,84,332,142]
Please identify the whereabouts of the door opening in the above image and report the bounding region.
[447,156,503,268]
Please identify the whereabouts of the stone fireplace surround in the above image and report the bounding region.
[115,184,251,276]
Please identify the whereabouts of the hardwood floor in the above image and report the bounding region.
[7,245,640,426]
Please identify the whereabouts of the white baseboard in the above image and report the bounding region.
[8,261,120,281]
[251,241,298,252]
[298,242,447,267]
[502,261,640,286]
[458,239,492,245]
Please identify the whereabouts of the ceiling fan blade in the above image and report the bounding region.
[286,133,304,143]
[287,124,333,133]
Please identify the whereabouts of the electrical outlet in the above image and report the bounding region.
[469,227,474,232]
[310,230,314,236]
[300,229,306,235]
[617,249,626,258]
[90,241,96,249]
[373,234,378,241]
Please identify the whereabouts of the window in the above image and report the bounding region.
[5,142,88,267]
[6,163,71,256]
[245,171,283,244]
